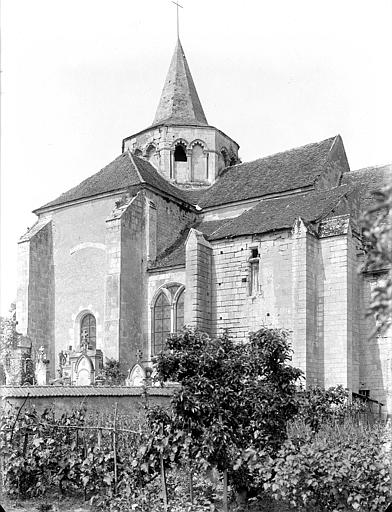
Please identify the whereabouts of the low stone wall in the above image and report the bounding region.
[0,385,177,417]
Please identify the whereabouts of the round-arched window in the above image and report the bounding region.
[174,144,187,162]
[80,313,96,350]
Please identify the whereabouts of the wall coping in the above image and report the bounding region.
[0,385,179,398]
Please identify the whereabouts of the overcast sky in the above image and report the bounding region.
[1,0,392,315]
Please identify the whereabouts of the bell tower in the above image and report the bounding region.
[122,39,239,186]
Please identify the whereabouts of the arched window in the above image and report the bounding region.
[80,313,96,350]
[174,143,187,162]
[191,143,206,182]
[175,289,185,333]
[153,292,171,354]
[134,148,142,157]
[152,286,185,355]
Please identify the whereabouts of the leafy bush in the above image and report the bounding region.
[263,420,391,511]
[100,358,126,385]
[296,385,364,433]
[95,468,221,511]
[0,405,144,500]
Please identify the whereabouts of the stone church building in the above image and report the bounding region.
[16,40,391,413]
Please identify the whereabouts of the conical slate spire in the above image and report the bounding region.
[152,39,208,127]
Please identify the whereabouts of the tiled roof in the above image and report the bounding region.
[152,227,189,269]
[152,39,208,127]
[197,136,340,208]
[131,154,190,203]
[0,385,178,398]
[36,152,190,211]
[148,185,354,269]
[177,186,210,206]
[19,217,51,243]
[342,164,392,213]
[208,186,352,240]
[150,219,228,269]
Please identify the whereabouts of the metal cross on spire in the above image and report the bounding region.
[171,1,183,40]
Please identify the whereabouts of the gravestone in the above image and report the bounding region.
[35,346,49,385]
[76,354,93,385]
[126,363,145,386]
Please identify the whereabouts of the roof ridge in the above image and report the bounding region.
[312,184,352,223]
[207,214,242,239]
[235,136,338,170]
[127,149,145,183]
[352,163,392,173]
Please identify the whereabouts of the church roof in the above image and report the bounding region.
[150,184,353,269]
[36,152,191,211]
[149,219,227,269]
[207,185,352,240]
[197,136,341,208]
[342,163,392,212]
[151,39,208,127]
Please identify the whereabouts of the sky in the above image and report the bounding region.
[1,0,392,315]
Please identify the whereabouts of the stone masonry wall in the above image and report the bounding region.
[119,192,147,369]
[320,233,353,389]
[0,387,176,417]
[105,187,195,368]
[28,221,55,371]
[185,230,212,332]
[348,231,361,393]
[52,196,118,373]
[17,219,54,374]
[291,220,320,386]
[209,232,294,341]
[104,192,147,368]
[123,125,238,184]
[148,191,197,257]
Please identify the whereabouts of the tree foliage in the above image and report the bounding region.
[362,184,392,334]
[0,303,18,353]
[152,327,303,496]
[296,385,365,433]
[0,303,28,385]
[100,358,126,385]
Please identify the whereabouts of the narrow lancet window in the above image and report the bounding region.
[249,248,260,296]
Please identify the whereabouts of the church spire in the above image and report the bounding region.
[152,39,208,127]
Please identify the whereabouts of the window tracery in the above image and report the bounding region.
[152,284,185,354]
[80,313,96,350]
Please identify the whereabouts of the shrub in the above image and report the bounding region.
[100,358,126,385]
[263,420,391,511]
[296,385,365,433]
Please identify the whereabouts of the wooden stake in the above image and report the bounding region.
[113,403,118,495]
[97,415,102,448]
[160,452,168,511]
[223,469,228,512]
